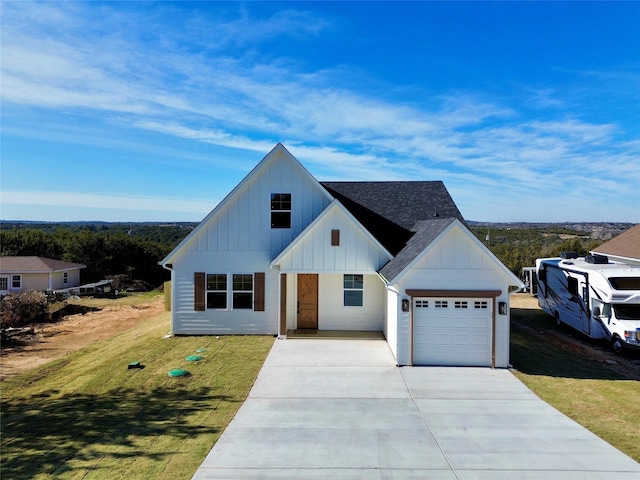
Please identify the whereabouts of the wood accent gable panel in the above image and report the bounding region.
[254,272,265,312]
[331,229,340,246]
[194,272,206,311]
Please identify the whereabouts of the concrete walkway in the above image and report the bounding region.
[193,339,640,479]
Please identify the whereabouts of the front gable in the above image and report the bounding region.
[162,144,333,264]
[271,200,393,273]
[392,220,522,289]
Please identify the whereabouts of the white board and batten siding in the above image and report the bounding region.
[168,147,332,335]
[170,250,279,335]
[273,202,392,274]
[390,225,514,367]
[185,151,331,259]
[274,202,392,332]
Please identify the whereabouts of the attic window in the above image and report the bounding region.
[271,193,291,229]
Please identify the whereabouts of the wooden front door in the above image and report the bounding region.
[297,274,318,329]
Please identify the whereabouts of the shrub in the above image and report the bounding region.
[0,291,49,328]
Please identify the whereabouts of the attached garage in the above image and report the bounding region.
[413,297,492,366]
[407,290,502,367]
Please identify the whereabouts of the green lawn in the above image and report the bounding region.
[1,311,274,480]
[510,306,640,462]
[3,302,639,479]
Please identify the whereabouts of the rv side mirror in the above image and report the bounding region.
[593,307,601,317]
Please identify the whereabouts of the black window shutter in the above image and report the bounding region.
[254,272,265,311]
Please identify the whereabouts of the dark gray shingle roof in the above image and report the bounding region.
[378,218,456,282]
[321,181,464,255]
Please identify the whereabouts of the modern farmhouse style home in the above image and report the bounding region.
[160,144,523,367]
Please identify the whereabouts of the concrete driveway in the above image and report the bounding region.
[193,339,640,479]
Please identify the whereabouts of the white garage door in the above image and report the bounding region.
[413,297,492,366]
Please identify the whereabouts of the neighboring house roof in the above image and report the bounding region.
[0,256,86,273]
[592,224,640,263]
[321,181,464,255]
[379,217,456,282]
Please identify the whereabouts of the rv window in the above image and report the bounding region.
[567,277,578,297]
[592,300,611,318]
[613,304,640,320]
[538,269,546,283]
[609,277,640,291]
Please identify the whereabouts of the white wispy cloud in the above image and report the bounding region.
[1,190,214,215]
[1,1,638,222]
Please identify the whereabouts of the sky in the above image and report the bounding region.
[1,1,639,223]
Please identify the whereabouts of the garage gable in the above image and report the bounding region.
[382,219,521,288]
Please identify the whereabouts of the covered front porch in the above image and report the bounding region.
[286,329,385,339]
[276,272,387,335]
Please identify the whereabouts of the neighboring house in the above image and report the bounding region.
[160,144,523,367]
[0,256,86,296]
[591,224,640,266]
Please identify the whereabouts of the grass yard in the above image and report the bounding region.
[1,311,274,480]
[3,295,639,478]
[510,305,640,462]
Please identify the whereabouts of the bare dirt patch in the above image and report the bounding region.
[0,295,165,380]
[511,293,640,380]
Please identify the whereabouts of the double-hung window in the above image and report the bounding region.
[195,272,264,312]
[206,274,227,309]
[343,274,363,307]
[271,193,291,229]
[11,275,21,290]
[63,272,69,285]
[0,277,8,291]
[233,274,253,309]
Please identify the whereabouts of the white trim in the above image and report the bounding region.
[161,144,334,265]
[270,200,393,269]
[387,219,523,288]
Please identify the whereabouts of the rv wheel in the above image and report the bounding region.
[611,336,624,355]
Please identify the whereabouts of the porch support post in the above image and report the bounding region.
[279,273,287,336]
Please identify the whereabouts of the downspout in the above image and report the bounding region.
[161,263,174,333]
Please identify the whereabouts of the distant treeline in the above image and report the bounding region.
[469,226,605,276]
[0,222,615,289]
[0,223,197,289]
[0,222,197,246]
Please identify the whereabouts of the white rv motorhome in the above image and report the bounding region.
[536,252,640,353]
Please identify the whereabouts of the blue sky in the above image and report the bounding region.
[1,1,639,223]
